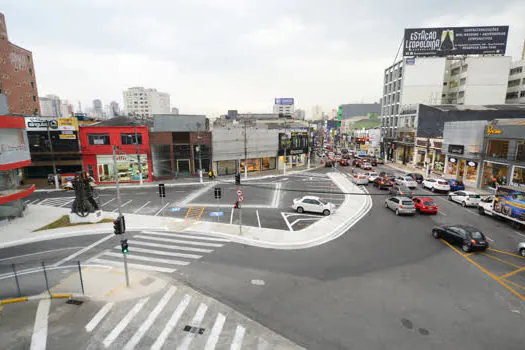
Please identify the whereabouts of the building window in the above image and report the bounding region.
[508,79,521,88]
[512,166,525,186]
[29,68,33,75]
[510,66,523,75]
[487,140,509,158]
[451,67,460,76]
[88,134,110,145]
[520,91,525,98]
[30,81,34,89]
[516,141,525,161]
[460,78,466,85]
[32,95,36,102]
[506,92,519,99]
[458,91,465,98]
[121,133,143,145]
[443,82,447,86]
[14,67,18,72]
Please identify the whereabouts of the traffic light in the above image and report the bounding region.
[234,201,240,209]
[121,239,129,254]
[214,187,222,199]
[235,173,241,186]
[113,215,125,235]
[158,183,166,198]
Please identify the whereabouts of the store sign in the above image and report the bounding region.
[467,161,477,167]
[0,129,30,165]
[96,154,148,165]
[448,144,464,155]
[57,117,79,131]
[487,125,502,136]
[289,149,304,155]
[59,134,77,140]
[448,157,457,163]
[25,116,79,131]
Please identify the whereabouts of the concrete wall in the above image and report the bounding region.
[442,120,487,156]
[402,57,447,106]
[153,114,207,132]
[212,127,278,161]
[464,56,511,105]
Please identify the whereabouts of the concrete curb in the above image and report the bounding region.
[1,293,85,305]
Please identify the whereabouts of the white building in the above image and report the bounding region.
[39,94,73,117]
[381,56,512,139]
[273,98,295,116]
[123,86,171,118]
[294,109,305,120]
[311,105,323,120]
[506,60,525,104]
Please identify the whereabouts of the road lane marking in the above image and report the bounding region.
[103,251,190,266]
[281,212,293,231]
[204,313,226,350]
[101,198,115,207]
[30,299,51,350]
[133,200,151,214]
[271,182,281,208]
[141,231,230,242]
[85,302,115,333]
[499,265,525,280]
[123,286,177,350]
[53,234,114,267]
[0,247,83,263]
[30,199,41,205]
[103,297,150,348]
[151,294,192,350]
[114,246,202,259]
[131,239,213,253]
[230,325,246,350]
[177,303,208,350]
[487,248,525,259]
[230,208,234,224]
[91,259,176,273]
[197,207,206,221]
[504,279,525,291]
[112,200,132,212]
[480,252,520,268]
[180,183,214,206]
[58,198,75,208]
[256,210,261,228]
[135,234,223,247]
[154,201,170,216]
[290,218,320,226]
[441,238,525,302]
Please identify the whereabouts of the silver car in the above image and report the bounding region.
[518,242,525,257]
[384,196,416,216]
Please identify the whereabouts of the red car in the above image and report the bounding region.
[339,159,350,166]
[412,197,438,214]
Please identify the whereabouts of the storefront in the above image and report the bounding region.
[277,130,309,170]
[480,161,510,189]
[95,154,149,182]
[511,165,525,188]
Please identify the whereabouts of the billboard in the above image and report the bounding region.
[403,26,509,57]
[0,128,30,165]
[274,98,294,105]
[25,116,79,131]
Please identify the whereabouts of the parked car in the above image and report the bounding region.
[361,163,373,170]
[384,196,416,216]
[446,179,465,191]
[518,242,525,257]
[422,178,451,193]
[478,195,495,216]
[395,175,418,189]
[406,173,424,184]
[375,158,385,165]
[352,174,369,185]
[292,196,335,216]
[364,171,378,182]
[448,191,481,207]
[389,184,415,198]
[378,171,396,179]
[412,197,438,214]
[373,175,394,190]
[324,159,335,167]
[431,224,488,252]
[339,159,350,166]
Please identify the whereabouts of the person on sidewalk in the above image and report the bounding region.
[208,169,216,179]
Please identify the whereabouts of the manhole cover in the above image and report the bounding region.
[183,325,205,334]
[66,299,83,306]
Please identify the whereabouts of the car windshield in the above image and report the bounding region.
[438,181,448,185]
[469,231,484,239]
[423,201,436,206]
[319,199,328,205]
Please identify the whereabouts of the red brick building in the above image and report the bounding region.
[0,12,40,115]
[79,120,152,184]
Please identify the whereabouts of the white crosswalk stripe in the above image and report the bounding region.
[93,230,227,274]
[37,197,75,207]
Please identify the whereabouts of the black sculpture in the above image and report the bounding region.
[71,171,100,217]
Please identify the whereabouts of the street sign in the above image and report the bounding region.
[210,212,224,217]
[170,207,181,212]
[236,189,243,196]
[238,195,244,202]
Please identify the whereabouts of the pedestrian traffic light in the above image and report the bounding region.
[235,173,241,186]
[214,187,222,199]
[234,201,240,209]
[159,183,166,198]
[121,239,129,254]
[113,216,122,235]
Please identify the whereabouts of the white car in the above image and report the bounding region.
[292,196,335,216]
[395,176,418,189]
[352,174,369,185]
[422,178,451,192]
[448,191,481,207]
[364,172,378,182]
[478,195,495,215]
[518,242,525,257]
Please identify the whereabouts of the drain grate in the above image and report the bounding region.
[66,299,84,306]
[183,325,205,335]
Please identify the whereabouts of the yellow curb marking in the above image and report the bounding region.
[1,297,28,304]
[499,265,525,280]
[480,252,521,268]
[504,279,525,291]
[51,294,72,299]
[487,248,525,259]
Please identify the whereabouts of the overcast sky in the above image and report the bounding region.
[3,0,525,117]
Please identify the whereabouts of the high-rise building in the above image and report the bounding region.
[0,13,40,115]
[92,99,104,118]
[109,101,120,117]
[39,94,73,117]
[273,98,295,116]
[506,60,525,104]
[123,86,171,118]
[311,105,323,120]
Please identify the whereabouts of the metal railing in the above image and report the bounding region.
[0,261,85,300]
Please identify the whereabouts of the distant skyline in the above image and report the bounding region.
[2,1,524,118]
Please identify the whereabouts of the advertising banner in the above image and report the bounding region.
[25,116,79,131]
[57,117,79,131]
[0,129,30,165]
[403,26,509,57]
[274,98,294,105]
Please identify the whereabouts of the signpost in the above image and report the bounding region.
[237,188,243,234]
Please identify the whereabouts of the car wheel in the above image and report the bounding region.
[431,187,435,192]
[323,209,330,216]
[448,195,452,201]
[297,207,304,213]
[395,209,400,216]
[462,243,471,253]
[384,202,388,208]
[432,229,440,239]
[520,248,525,257]
[462,201,466,207]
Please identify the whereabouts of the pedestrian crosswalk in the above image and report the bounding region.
[84,284,300,349]
[34,196,75,207]
[90,230,229,274]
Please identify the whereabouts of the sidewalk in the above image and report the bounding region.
[0,171,371,250]
[384,162,492,195]
[34,163,324,192]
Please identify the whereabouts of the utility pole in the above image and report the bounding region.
[196,123,203,183]
[46,121,59,190]
[243,121,248,179]
[133,123,143,185]
[283,121,288,175]
[112,145,129,287]
[307,121,312,169]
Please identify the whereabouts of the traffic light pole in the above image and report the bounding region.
[112,145,129,287]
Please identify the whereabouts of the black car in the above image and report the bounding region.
[373,175,394,190]
[407,173,424,184]
[432,224,489,252]
[389,184,415,198]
